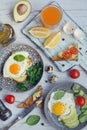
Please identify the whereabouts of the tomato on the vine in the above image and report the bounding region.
[5,95,15,104]
[76,96,86,107]
[69,69,80,79]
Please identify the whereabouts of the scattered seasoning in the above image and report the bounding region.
[62,38,65,41]
[79,47,82,50]
[41,122,44,126]
[62,64,65,67]
[45,80,48,83]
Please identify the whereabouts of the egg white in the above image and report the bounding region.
[48,91,75,116]
[3,51,30,79]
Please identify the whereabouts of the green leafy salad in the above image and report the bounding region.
[17,62,43,91]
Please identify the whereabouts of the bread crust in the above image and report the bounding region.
[51,44,78,61]
[17,86,43,108]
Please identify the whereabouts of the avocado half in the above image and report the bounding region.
[13,0,32,22]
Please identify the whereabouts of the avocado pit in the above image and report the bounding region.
[17,4,28,15]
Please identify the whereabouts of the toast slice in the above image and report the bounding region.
[17,86,43,108]
[51,44,78,61]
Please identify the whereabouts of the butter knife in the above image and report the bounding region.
[3,103,36,130]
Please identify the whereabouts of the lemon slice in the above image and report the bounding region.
[44,32,61,49]
[28,27,50,38]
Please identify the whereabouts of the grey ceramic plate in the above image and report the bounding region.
[0,44,43,92]
[44,82,87,130]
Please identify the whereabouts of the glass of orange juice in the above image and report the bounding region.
[41,5,62,29]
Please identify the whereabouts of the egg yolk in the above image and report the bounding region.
[52,102,66,115]
[10,63,21,74]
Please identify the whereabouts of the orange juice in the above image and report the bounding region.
[41,5,62,28]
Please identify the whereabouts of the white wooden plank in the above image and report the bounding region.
[0,0,87,130]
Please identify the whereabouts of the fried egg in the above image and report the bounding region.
[3,51,30,79]
[48,91,75,116]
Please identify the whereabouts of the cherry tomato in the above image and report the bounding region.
[69,47,78,54]
[5,95,15,104]
[62,50,72,60]
[69,69,80,79]
[76,96,86,107]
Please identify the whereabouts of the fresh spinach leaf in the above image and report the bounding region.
[26,62,43,86]
[17,83,28,91]
[16,62,43,91]
[53,91,65,100]
[14,54,25,61]
[26,115,40,126]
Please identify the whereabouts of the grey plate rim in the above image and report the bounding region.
[0,43,44,92]
[44,81,87,130]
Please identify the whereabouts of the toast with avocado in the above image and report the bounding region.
[51,44,78,61]
[17,86,43,108]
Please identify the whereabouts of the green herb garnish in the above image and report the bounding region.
[53,91,65,100]
[26,115,40,126]
[26,62,43,86]
[14,54,25,61]
[16,62,43,91]
[17,83,28,91]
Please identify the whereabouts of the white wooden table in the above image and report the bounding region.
[0,0,87,130]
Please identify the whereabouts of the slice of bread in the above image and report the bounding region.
[51,44,78,61]
[17,86,43,108]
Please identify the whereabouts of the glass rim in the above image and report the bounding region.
[40,4,63,27]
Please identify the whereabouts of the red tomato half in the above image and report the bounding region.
[5,95,15,104]
[69,47,78,54]
[76,96,86,107]
[69,69,80,79]
[62,50,72,60]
